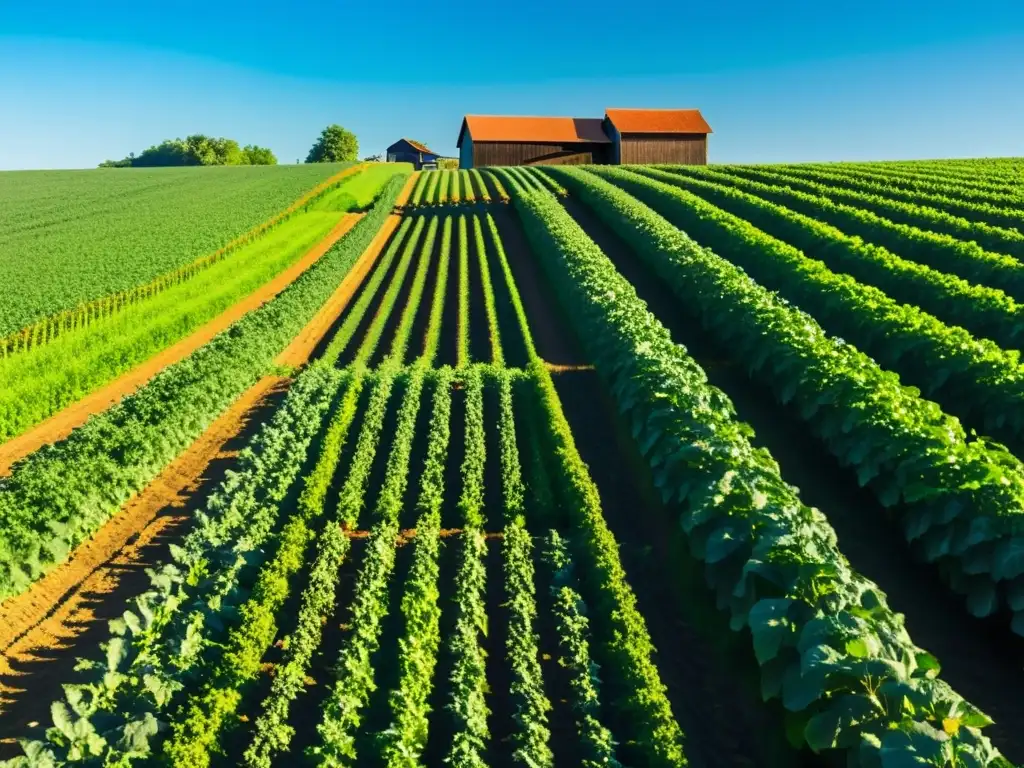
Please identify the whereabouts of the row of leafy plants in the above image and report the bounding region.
[542,529,623,768]
[507,174,1009,765]
[457,215,472,367]
[771,164,1024,230]
[838,160,1024,191]
[0,172,409,602]
[444,367,491,766]
[791,162,1024,210]
[498,371,554,766]
[604,166,1024,450]
[471,169,492,203]
[676,164,1024,302]
[473,216,505,365]
[306,367,421,765]
[554,165,1024,633]
[642,166,1024,351]
[422,217,454,364]
[374,367,453,766]
[0,361,349,765]
[724,164,1024,259]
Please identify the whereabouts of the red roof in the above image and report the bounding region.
[404,138,438,155]
[457,115,611,147]
[605,108,712,135]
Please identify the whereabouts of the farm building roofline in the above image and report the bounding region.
[403,138,439,155]
[456,115,611,147]
[605,108,713,134]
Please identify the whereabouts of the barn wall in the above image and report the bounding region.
[618,134,707,165]
[472,141,610,167]
[460,134,473,169]
[603,118,621,164]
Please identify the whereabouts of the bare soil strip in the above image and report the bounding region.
[0,212,364,476]
[278,214,398,367]
[560,194,1024,764]
[0,212,394,740]
[395,172,421,208]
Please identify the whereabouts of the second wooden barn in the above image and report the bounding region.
[457,108,712,168]
[604,108,712,164]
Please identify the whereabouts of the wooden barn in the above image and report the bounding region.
[456,116,612,169]
[456,108,712,168]
[386,138,441,170]
[604,108,712,165]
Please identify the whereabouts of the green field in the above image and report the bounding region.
[3,158,1024,768]
[0,163,349,334]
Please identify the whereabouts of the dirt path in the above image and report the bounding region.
[279,214,398,366]
[395,172,420,208]
[489,207,588,367]
[0,212,364,476]
[0,212,392,744]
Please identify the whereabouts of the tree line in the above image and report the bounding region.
[100,124,362,168]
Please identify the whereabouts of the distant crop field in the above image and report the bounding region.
[0,163,349,334]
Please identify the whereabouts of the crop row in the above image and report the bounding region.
[551,165,1024,633]
[767,164,1024,230]
[507,170,1008,765]
[6,358,349,763]
[0,173,409,602]
[643,167,1024,349]
[670,164,1024,307]
[719,164,1024,259]
[788,162,1024,210]
[610,166,1024,449]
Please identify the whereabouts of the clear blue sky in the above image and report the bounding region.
[1,0,1022,170]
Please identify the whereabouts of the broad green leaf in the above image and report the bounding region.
[991,537,1024,581]
[748,598,794,664]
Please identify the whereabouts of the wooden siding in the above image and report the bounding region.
[460,134,473,169]
[618,134,707,165]
[470,141,610,167]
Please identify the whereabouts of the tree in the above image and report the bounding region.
[243,145,277,165]
[306,124,358,163]
[99,136,277,167]
[362,153,383,162]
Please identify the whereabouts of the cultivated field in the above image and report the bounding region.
[0,157,1022,767]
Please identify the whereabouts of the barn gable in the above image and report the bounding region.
[604,108,712,165]
[387,138,441,170]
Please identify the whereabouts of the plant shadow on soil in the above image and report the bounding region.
[558,193,1024,765]
[0,383,293,753]
[494,195,815,766]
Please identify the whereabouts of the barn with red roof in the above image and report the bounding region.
[456,108,711,168]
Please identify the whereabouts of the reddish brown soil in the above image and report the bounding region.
[0,211,393,748]
[278,214,396,367]
[0,377,289,743]
[394,173,421,208]
[487,207,588,368]
[0,213,364,476]
[561,193,1024,764]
